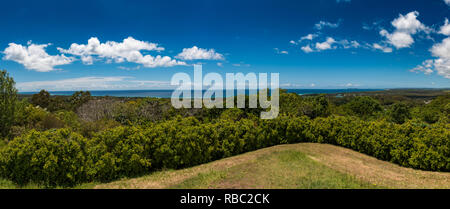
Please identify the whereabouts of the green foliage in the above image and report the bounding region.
[344,96,382,117]
[0,129,89,187]
[0,86,449,187]
[31,90,51,109]
[70,91,91,110]
[388,102,411,124]
[280,94,330,119]
[0,70,18,138]
[0,113,448,187]
[417,95,450,124]
[87,126,152,182]
[13,104,64,131]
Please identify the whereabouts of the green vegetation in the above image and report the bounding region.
[0,69,448,188]
[0,70,18,138]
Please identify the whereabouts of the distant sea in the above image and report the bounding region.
[19,89,384,98]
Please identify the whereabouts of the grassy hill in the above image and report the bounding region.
[85,143,449,189]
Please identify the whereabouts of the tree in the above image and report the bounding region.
[389,103,410,124]
[0,70,18,138]
[70,91,92,110]
[310,94,331,118]
[345,96,382,117]
[31,89,51,108]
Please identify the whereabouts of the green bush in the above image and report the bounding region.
[0,129,89,187]
[344,96,382,117]
[0,114,448,187]
[86,126,152,182]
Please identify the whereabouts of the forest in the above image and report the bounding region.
[0,70,449,187]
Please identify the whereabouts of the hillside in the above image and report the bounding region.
[90,143,450,189]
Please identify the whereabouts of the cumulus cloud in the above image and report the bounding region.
[445,0,450,6]
[300,34,318,41]
[301,45,314,53]
[58,37,185,68]
[380,11,430,49]
[411,37,450,79]
[339,40,360,49]
[175,46,224,60]
[314,21,340,30]
[290,34,318,45]
[3,42,75,72]
[431,37,450,59]
[439,19,450,36]
[372,43,393,53]
[410,60,436,75]
[315,37,337,51]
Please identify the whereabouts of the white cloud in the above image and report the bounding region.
[380,30,414,49]
[315,37,336,51]
[301,45,314,53]
[445,0,450,6]
[314,21,340,30]
[439,18,450,36]
[343,83,360,87]
[380,11,430,49]
[433,58,450,78]
[16,76,174,91]
[217,62,223,67]
[299,37,360,53]
[410,60,435,75]
[372,43,393,53]
[339,40,360,49]
[290,34,319,45]
[411,37,450,79]
[431,37,450,59]
[3,42,75,72]
[391,11,429,34]
[58,37,185,68]
[300,34,318,41]
[176,46,224,60]
[274,48,288,54]
[117,66,141,71]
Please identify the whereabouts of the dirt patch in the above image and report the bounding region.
[290,143,450,189]
[94,143,450,189]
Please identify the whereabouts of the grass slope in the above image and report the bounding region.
[91,143,450,189]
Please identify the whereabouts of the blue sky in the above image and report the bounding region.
[1,0,449,91]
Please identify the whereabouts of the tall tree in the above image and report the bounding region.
[70,91,92,110]
[0,70,18,138]
[31,89,51,108]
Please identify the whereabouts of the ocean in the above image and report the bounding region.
[19,89,384,98]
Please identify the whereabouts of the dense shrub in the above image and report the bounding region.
[0,114,448,187]
[389,103,411,124]
[0,129,89,187]
[86,126,152,182]
[344,96,382,117]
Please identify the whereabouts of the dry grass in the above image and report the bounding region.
[92,143,450,189]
